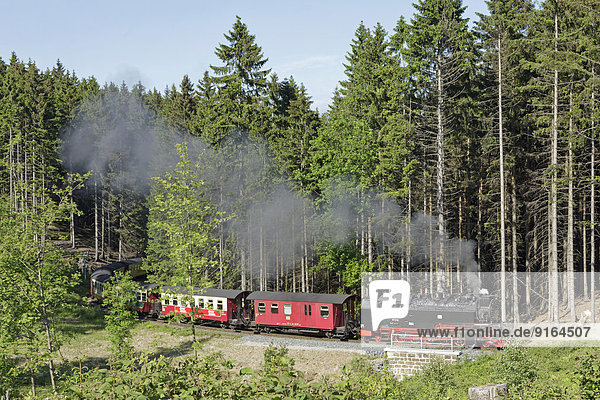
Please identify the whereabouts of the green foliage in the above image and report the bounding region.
[261,345,295,376]
[315,242,371,293]
[103,271,139,365]
[0,169,85,392]
[492,346,538,392]
[576,350,600,399]
[146,143,223,286]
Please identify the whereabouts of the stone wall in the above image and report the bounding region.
[385,347,460,379]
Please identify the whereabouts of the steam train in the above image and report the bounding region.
[90,259,501,347]
[90,259,359,340]
[361,291,504,348]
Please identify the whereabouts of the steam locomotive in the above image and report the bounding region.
[90,259,501,347]
[361,291,504,348]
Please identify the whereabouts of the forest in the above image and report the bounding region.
[1,0,600,397]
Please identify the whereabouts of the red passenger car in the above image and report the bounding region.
[246,291,358,339]
[160,286,250,327]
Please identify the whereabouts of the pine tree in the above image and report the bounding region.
[404,0,474,275]
[201,16,271,145]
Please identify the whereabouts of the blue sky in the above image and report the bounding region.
[1,0,488,112]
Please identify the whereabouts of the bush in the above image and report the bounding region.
[576,350,600,399]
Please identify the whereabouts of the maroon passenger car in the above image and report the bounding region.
[159,286,251,327]
[246,291,358,339]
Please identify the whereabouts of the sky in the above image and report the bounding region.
[0,0,488,112]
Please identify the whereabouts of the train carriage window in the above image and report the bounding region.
[271,303,279,314]
[199,298,205,309]
[172,297,178,306]
[141,292,147,302]
[304,304,312,316]
[284,304,292,315]
[258,302,266,313]
[320,305,329,317]
[208,299,214,309]
[217,300,223,311]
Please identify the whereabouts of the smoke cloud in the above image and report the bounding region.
[60,92,480,288]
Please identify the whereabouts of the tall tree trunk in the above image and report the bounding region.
[101,190,106,260]
[526,216,532,319]
[118,198,123,261]
[9,127,14,211]
[498,37,507,322]
[429,195,434,295]
[592,70,596,322]
[478,178,483,275]
[583,196,588,299]
[367,216,373,264]
[259,214,264,292]
[248,214,253,291]
[549,10,560,322]
[37,233,56,392]
[94,180,99,261]
[436,51,445,271]
[241,248,246,291]
[567,90,575,322]
[292,209,296,292]
[302,202,308,293]
[512,174,519,323]
[70,175,75,249]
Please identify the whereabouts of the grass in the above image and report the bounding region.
[398,346,592,399]
[9,284,596,399]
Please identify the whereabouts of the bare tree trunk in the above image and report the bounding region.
[592,71,596,322]
[259,214,264,292]
[219,184,224,289]
[407,180,412,273]
[567,90,576,322]
[241,248,246,291]
[498,37,507,322]
[107,195,111,260]
[9,127,13,211]
[367,216,373,264]
[248,214,253,291]
[583,196,588,299]
[94,180,99,261]
[436,52,445,271]
[302,201,308,293]
[360,191,365,256]
[550,10,560,322]
[219,227,223,289]
[478,178,483,276]
[101,191,106,260]
[70,175,75,249]
[118,198,123,261]
[292,209,296,293]
[429,195,434,295]
[458,195,463,290]
[526,217,532,319]
[512,174,519,323]
[37,232,56,392]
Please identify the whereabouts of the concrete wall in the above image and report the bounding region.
[385,348,460,379]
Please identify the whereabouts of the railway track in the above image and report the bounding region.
[142,317,361,344]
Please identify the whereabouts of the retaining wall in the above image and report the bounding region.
[385,347,460,379]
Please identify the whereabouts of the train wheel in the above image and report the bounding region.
[326,332,334,339]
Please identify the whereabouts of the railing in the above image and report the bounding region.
[390,333,461,351]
